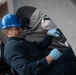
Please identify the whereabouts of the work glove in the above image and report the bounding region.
[47,29,60,37]
[49,48,62,60]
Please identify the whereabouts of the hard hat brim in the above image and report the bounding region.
[2,24,22,29]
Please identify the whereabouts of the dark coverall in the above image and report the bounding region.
[3,35,76,75]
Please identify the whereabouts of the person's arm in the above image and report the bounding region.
[4,44,50,75]
[32,35,54,50]
[32,29,60,50]
[46,55,53,64]
[4,43,62,75]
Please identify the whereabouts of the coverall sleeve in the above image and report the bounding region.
[4,44,48,75]
[32,35,54,50]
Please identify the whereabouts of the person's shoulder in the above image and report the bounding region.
[8,37,24,44]
[6,39,18,45]
[5,38,22,49]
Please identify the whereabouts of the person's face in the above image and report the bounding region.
[5,26,24,38]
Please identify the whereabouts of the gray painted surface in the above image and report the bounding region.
[7,0,76,55]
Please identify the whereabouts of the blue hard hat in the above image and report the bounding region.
[0,20,2,29]
[0,14,22,29]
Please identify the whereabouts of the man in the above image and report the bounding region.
[0,14,76,75]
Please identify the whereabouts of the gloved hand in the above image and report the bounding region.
[47,29,60,37]
[49,48,62,60]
